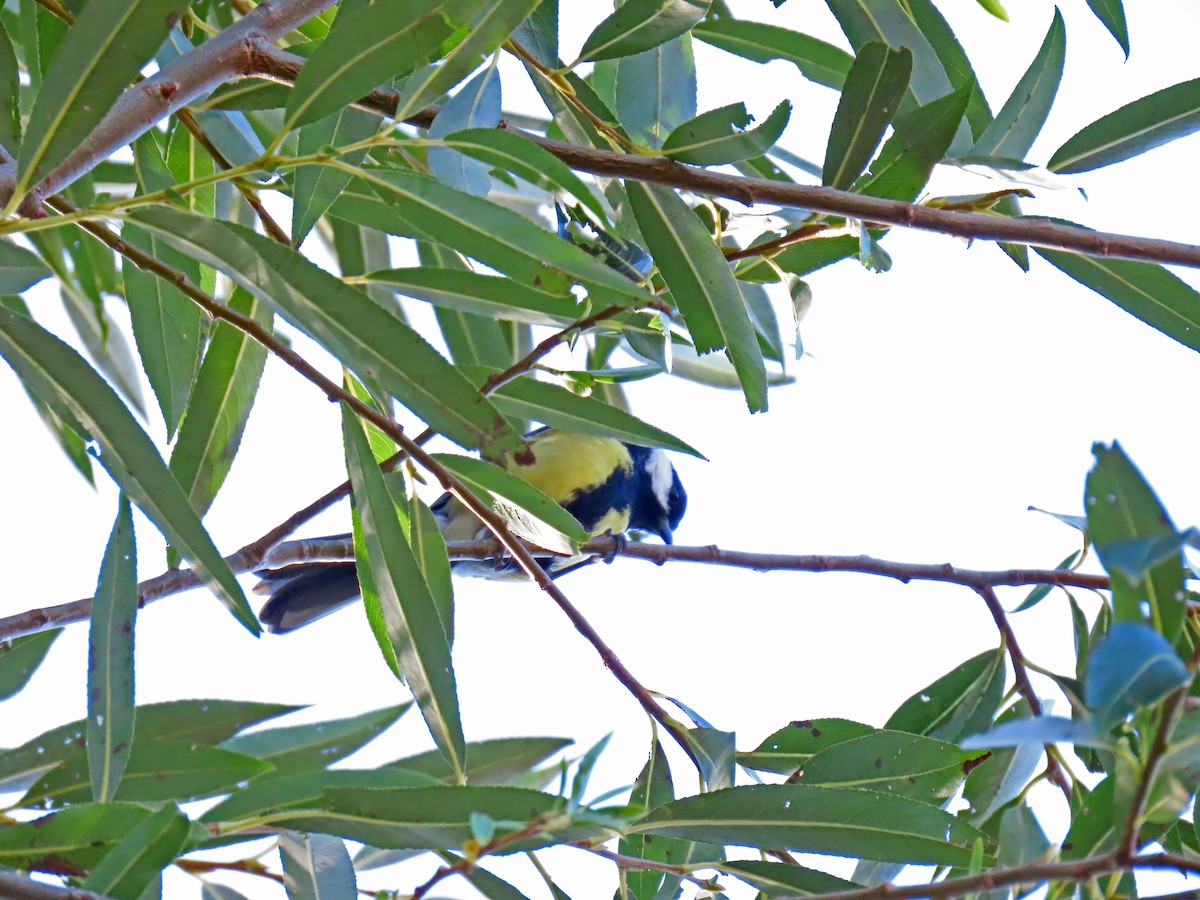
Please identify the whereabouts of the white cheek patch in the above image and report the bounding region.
[645,451,674,509]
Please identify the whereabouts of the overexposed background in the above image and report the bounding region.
[3,0,1200,896]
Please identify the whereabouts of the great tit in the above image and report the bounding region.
[255,429,687,633]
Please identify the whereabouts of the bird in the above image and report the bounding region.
[254,428,687,634]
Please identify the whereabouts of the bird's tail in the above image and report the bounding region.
[254,562,361,634]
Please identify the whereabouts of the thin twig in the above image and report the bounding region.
[0,871,116,900]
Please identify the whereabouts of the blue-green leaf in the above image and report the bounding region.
[1085,622,1190,728]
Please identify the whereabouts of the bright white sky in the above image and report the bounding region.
[3,1,1200,897]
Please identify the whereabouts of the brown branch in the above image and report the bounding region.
[239,42,1200,270]
[0,871,116,900]
[412,817,556,899]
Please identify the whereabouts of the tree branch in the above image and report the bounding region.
[243,41,1200,270]
[0,871,116,900]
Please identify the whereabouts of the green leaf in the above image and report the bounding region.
[481,374,703,456]
[363,267,580,327]
[353,166,648,306]
[166,124,215,217]
[790,730,987,801]
[903,0,994,140]
[693,19,851,90]
[960,700,1041,823]
[0,629,60,703]
[738,718,876,775]
[626,181,766,412]
[169,287,270,518]
[0,19,20,152]
[619,738,688,899]
[87,495,137,804]
[1085,622,1190,728]
[1048,76,1200,173]
[278,832,357,900]
[822,42,913,190]
[0,306,256,632]
[431,452,588,554]
[130,207,519,456]
[22,739,271,807]
[885,649,1006,741]
[1036,248,1200,357]
[397,0,542,120]
[0,803,154,869]
[14,0,190,198]
[1084,0,1129,57]
[576,0,709,64]
[343,408,465,779]
[292,106,378,246]
[633,784,988,865]
[82,803,189,900]
[717,859,860,896]
[969,10,1065,159]
[432,128,607,220]
[0,239,53,293]
[219,704,411,775]
[269,786,599,849]
[858,83,971,202]
[662,100,791,166]
[284,0,482,131]
[961,715,1105,750]
[602,33,697,147]
[1084,441,1186,640]
[384,736,572,785]
[428,65,502,197]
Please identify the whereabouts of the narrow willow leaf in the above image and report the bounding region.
[1036,248,1200,355]
[718,859,860,896]
[429,64,502,197]
[0,629,60,702]
[433,129,606,220]
[0,239,52,293]
[823,42,913,190]
[960,701,1041,823]
[903,0,994,140]
[269,786,599,849]
[386,736,572,785]
[292,106,378,246]
[279,832,356,900]
[169,288,270,518]
[398,0,541,119]
[22,739,271,808]
[662,100,791,165]
[1084,0,1129,57]
[367,267,579,327]
[82,803,189,900]
[431,453,587,554]
[693,19,851,90]
[1048,77,1200,173]
[0,803,153,869]
[87,495,137,804]
[1086,625,1189,728]
[619,739,686,899]
[626,181,766,412]
[606,34,696,147]
[285,0,484,131]
[15,0,190,198]
[524,62,613,148]
[219,704,411,775]
[739,718,875,775]
[961,715,1106,750]
[343,408,465,779]
[858,84,970,202]
[634,784,987,865]
[885,649,1005,741]
[410,241,512,371]
[969,10,1065,159]
[0,20,18,151]
[577,0,709,64]
[166,124,215,218]
[1084,440,1187,640]
[131,207,520,456]
[0,307,256,632]
[353,167,648,306]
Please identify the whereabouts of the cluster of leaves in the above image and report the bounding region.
[0,0,1199,897]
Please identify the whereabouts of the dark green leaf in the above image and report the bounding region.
[1048,76,1200,173]
[693,19,851,90]
[969,10,1065,160]
[619,738,687,899]
[0,306,256,631]
[364,266,579,327]
[627,181,766,411]
[87,495,136,804]
[1085,622,1190,727]
[0,629,60,703]
[0,239,52,293]
[1084,0,1128,57]
[738,718,876,775]
[385,736,572,785]
[1084,441,1186,640]
[343,409,465,778]
[822,42,912,190]
[886,649,1005,741]
[718,859,860,896]
[634,784,987,865]
[278,832,356,900]
[292,106,378,246]
[1014,551,1080,613]
[662,100,791,165]
[0,803,153,869]
[220,704,411,775]
[82,803,189,900]
[577,0,709,64]
[15,0,190,196]
[902,0,993,140]
[0,20,19,151]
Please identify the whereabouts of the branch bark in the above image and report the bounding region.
[0,872,116,900]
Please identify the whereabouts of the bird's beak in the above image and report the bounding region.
[659,520,673,545]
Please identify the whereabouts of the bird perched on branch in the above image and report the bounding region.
[254,429,687,633]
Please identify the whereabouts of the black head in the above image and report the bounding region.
[627,446,687,544]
